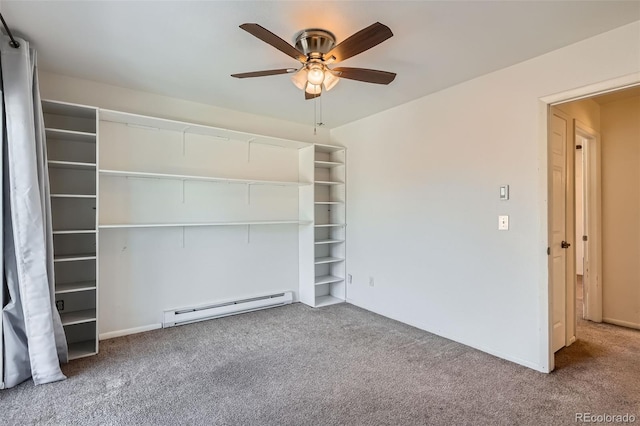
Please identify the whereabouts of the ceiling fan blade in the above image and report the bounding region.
[331,67,396,85]
[240,23,307,63]
[231,68,296,78]
[305,91,321,100]
[324,22,393,63]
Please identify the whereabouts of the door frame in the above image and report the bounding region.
[539,72,640,372]
[575,122,602,323]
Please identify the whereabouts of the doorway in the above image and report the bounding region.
[544,77,640,371]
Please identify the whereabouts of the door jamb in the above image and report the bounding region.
[575,122,602,323]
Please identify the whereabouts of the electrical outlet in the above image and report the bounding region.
[369,277,375,287]
[348,274,353,284]
[55,300,64,312]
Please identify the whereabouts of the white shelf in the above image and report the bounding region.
[315,239,345,245]
[99,169,307,187]
[50,194,97,199]
[314,160,343,168]
[67,340,97,360]
[56,281,97,294]
[48,160,97,170]
[60,309,96,326]
[53,229,97,235]
[99,109,311,149]
[314,181,343,186]
[54,254,97,263]
[45,128,96,143]
[100,220,310,229]
[314,223,345,228]
[315,275,344,286]
[315,295,345,307]
[314,256,345,265]
[43,100,97,118]
[314,144,345,153]
[314,201,343,205]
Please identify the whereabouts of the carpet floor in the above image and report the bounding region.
[2,303,639,425]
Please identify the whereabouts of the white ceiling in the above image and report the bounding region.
[3,1,639,128]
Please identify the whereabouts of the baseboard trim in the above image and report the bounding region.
[602,317,640,330]
[99,324,162,340]
[347,299,548,373]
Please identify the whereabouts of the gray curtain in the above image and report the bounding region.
[1,35,67,388]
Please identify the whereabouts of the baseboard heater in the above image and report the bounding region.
[163,291,293,328]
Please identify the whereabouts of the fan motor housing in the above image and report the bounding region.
[294,29,336,58]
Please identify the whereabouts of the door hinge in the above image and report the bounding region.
[547,247,550,255]
[583,235,588,242]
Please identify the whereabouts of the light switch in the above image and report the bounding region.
[498,215,509,230]
[500,185,509,200]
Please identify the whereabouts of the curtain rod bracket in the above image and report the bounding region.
[0,13,20,49]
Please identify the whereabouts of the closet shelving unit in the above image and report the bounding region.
[42,100,346,340]
[98,110,311,229]
[43,100,99,360]
[299,144,346,308]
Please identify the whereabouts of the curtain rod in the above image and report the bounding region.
[0,13,20,48]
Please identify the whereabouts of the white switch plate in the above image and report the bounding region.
[498,215,509,230]
[500,185,509,200]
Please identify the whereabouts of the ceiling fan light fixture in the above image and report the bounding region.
[323,71,339,91]
[305,83,322,95]
[306,63,325,86]
[291,68,308,90]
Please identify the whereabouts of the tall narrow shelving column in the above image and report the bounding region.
[308,144,346,307]
[43,100,99,360]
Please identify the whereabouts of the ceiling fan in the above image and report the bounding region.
[231,22,396,100]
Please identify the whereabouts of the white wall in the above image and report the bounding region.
[331,21,640,372]
[38,71,330,144]
[601,94,640,329]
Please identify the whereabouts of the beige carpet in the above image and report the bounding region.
[2,303,639,425]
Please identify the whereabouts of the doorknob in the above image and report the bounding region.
[561,241,571,249]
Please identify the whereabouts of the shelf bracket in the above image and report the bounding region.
[247,224,251,243]
[181,126,190,157]
[247,138,255,163]
[181,226,186,248]
[182,179,186,204]
[246,183,252,205]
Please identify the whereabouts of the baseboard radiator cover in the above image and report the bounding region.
[163,291,293,328]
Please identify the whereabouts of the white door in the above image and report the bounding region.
[550,109,570,352]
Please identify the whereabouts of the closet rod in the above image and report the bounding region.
[0,13,20,48]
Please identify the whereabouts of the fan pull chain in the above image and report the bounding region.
[313,92,324,136]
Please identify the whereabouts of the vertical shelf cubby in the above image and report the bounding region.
[43,100,99,360]
[302,144,346,307]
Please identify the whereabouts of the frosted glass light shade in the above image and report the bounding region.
[291,69,307,90]
[307,64,325,85]
[305,83,321,95]
[323,71,339,91]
